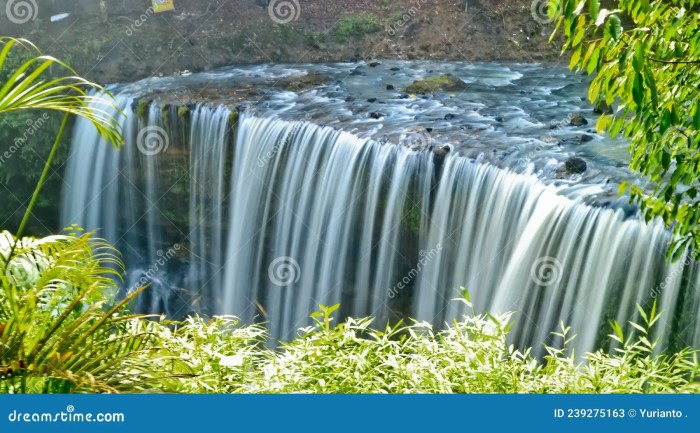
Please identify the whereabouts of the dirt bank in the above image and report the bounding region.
[2,0,565,84]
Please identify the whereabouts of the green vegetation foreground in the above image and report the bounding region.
[0,231,698,393]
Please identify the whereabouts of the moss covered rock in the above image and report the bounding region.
[405,74,469,94]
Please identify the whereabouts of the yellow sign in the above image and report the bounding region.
[152,0,174,13]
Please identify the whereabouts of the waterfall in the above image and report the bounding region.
[414,155,700,355]
[62,100,700,354]
[62,98,231,317]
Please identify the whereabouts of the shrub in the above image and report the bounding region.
[147,301,700,394]
[0,230,168,393]
[334,14,380,42]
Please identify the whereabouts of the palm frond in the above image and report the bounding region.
[0,230,169,393]
[0,37,123,148]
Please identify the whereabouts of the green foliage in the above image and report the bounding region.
[177,105,190,119]
[1,267,697,394]
[549,0,700,258]
[140,298,699,394]
[146,316,268,394]
[0,37,125,237]
[136,98,150,119]
[0,38,123,147]
[334,14,380,42]
[0,230,169,393]
[0,43,67,234]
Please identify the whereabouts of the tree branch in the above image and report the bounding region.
[647,57,700,64]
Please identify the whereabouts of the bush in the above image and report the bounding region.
[145,302,700,394]
[334,14,380,42]
[0,230,169,393]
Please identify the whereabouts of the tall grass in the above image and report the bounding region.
[144,300,700,394]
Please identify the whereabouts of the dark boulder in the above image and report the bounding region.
[570,113,588,126]
[594,100,613,114]
[405,74,469,94]
[558,156,588,175]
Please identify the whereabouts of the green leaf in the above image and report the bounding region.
[570,46,582,70]
[610,320,624,342]
[618,181,628,195]
[660,109,671,134]
[662,150,671,171]
[632,72,644,106]
[607,15,622,40]
[587,47,600,75]
[589,0,600,22]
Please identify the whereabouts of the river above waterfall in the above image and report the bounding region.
[115,61,636,204]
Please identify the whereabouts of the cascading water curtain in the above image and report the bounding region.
[63,100,700,353]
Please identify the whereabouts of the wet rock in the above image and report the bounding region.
[444,113,456,120]
[369,61,381,67]
[398,93,410,99]
[425,127,433,132]
[350,67,365,76]
[367,97,377,103]
[276,72,328,91]
[369,112,384,119]
[390,67,401,71]
[594,100,613,114]
[559,156,588,175]
[433,145,451,158]
[580,134,594,143]
[405,74,469,94]
[494,116,504,122]
[433,145,451,173]
[570,113,588,126]
[386,84,395,90]
[345,96,355,102]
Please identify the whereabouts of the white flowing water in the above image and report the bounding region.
[62,101,700,354]
[414,155,700,355]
